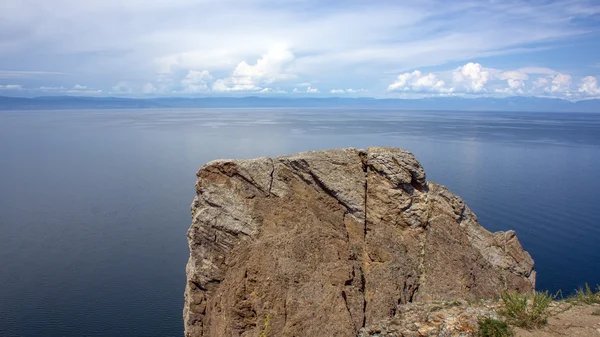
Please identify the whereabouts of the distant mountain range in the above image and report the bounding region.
[1,95,599,112]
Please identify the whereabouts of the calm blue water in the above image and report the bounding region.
[1,109,599,336]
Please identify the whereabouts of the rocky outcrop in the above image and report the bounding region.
[184,147,535,337]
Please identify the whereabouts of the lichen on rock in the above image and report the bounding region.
[183,147,535,337]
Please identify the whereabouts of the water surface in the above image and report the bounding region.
[1,109,599,336]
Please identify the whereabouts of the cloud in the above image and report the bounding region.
[111,82,133,94]
[181,70,212,93]
[258,87,287,94]
[453,63,489,92]
[142,83,158,94]
[518,67,558,75]
[2,0,600,95]
[213,47,295,92]
[39,86,67,91]
[533,77,550,88]
[508,79,524,91]
[388,70,450,93]
[0,84,23,90]
[330,88,367,94]
[293,86,320,94]
[579,76,600,96]
[0,71,66,79]
[499,71,529,81]
[496,78,525,95]
[35,84,103,94]
[549,73,572,94]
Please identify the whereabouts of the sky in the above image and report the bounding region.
[1,0,600,100]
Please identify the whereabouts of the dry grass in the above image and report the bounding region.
[566,283,600,305]
[258,313,271,337]
[498,291,553,329]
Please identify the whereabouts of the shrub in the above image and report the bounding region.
[568,283,600,305]
[477,317,513,337]
[498,291,552,329]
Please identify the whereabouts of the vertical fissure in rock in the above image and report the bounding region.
[414,194,433,301]
[341,291,358,334]
[342,211,350,242]
[283,297,288,327]
[359,151,369,328]
[361,270,367,328]
[268,158,275,196]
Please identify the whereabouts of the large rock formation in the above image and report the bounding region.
[184,147,535,337]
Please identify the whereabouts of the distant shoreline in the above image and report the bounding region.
[1,95,599,113]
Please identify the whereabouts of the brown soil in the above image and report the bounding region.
[515,304,600,337]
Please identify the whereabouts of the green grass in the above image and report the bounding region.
[258,313,271,337]
[477,317,513,337]
[498,291,553,329]
[566,283,600,305]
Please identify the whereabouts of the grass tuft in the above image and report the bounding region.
[258,313,271,337]
[567,283,600,305]
[477,317,513,337]
[498,291,553,329]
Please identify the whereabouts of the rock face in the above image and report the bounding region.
[184,147,535,337]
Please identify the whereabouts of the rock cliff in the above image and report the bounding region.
[183,147,535,337]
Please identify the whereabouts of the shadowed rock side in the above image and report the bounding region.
[183,147,535,337]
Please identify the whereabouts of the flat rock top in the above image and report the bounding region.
[184,147,535,337]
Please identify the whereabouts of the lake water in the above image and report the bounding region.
[1,109,599,336]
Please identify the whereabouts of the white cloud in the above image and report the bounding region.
[549,73,572,94]
[496,78,525,94]
[579,76,600,96]
[533,77,550,88]
[39,86,67,91]
[508,79,524,90]
[181,70,212,93]
[0,71,66,79]
[67,85,102,94]
[258,87,287,94]
[0,84,23,90]
[453,63,489,92]
[518,67,558,75]
[499,71,529,81]
[3,0,600,95]
[388,70,450,93]
[142,83,158,94]
[293,86,320,94]
[112,82,133,94]
[213,47,295,92]
[330,88,367,94]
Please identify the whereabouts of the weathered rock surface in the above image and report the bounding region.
[184,147,535,337]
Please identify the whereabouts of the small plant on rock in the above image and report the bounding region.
[568,283,600,305]
[499,291,552,329]
[477,317,513,337]
[258,313,271,337]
